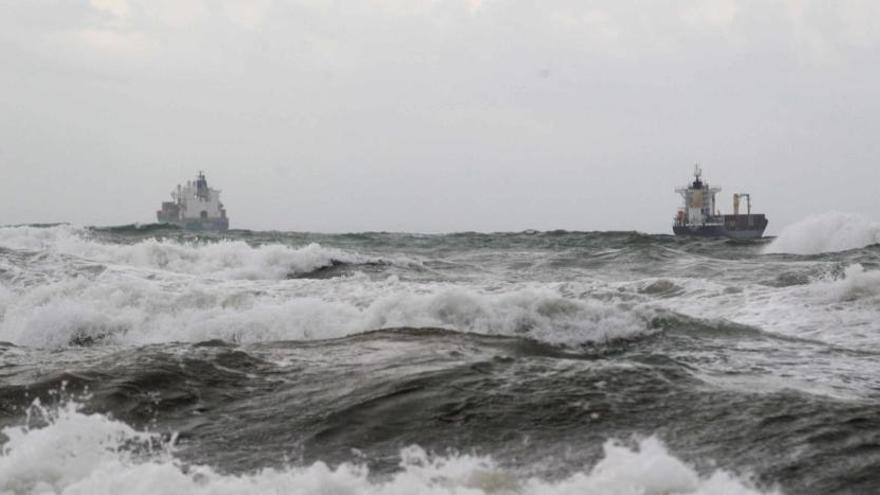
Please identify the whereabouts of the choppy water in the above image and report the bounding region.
[2,214,880,494]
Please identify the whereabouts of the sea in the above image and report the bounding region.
[1,212,880,494]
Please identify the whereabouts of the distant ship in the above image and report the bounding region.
[673,165,767,238]
[157,171,229,231]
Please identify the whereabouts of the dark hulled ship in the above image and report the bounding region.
[673,165,768,239]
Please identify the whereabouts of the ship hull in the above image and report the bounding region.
[673,213,767,239]
[673,225,765,239]
[161,218,229,232]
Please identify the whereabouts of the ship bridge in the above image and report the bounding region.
[675,164,721,226]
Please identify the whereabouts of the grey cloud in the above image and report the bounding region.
[1,1,878,232]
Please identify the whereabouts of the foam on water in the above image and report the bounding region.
[5,223,880,351]
[0,283,11,323]
[0,225,386,280]
[766,212,880,255]
[0,401,778,495]
[812,264,880,303]
[0,272,652,348]
[627,262,880,352]
[0,226,654,348]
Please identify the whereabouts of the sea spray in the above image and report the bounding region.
[0,400,777,495]
[766,212,880,255]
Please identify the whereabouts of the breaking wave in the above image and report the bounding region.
[0,401,777,495]
[807,264,880,303]
[0,277,652,348]
[0,225,657,348]
[0,225,389,280]
[766,212,880,255]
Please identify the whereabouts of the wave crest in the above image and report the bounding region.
[0,400,777,495]
[0,277,652,348]
[808,264,880,303]
[766,212,880,255]
[0,225,384,280]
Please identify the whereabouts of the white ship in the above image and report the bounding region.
[156,172,229,231]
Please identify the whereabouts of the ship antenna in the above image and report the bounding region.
[694,163,702,179]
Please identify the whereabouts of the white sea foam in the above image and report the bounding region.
[0,225,383,280]
[0,273,652,348]
[0,224,73,252]
[745,264,880,342]
[813,264,880,303]
[0,283,11,324]
[628,262,880,353]
[0,402,778,495]
[0,226,655,348]
[766,212,880,255]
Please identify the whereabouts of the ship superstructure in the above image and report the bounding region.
[672,165,767,238]
[157,172,229,231]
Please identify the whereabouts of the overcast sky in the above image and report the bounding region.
[1,0,878,233]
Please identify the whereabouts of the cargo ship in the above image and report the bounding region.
[157,171,229,231]
[673,165,767,238]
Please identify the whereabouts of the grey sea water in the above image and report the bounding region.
[1,220,880,494]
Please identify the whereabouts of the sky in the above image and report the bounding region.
[1,0,878,233]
